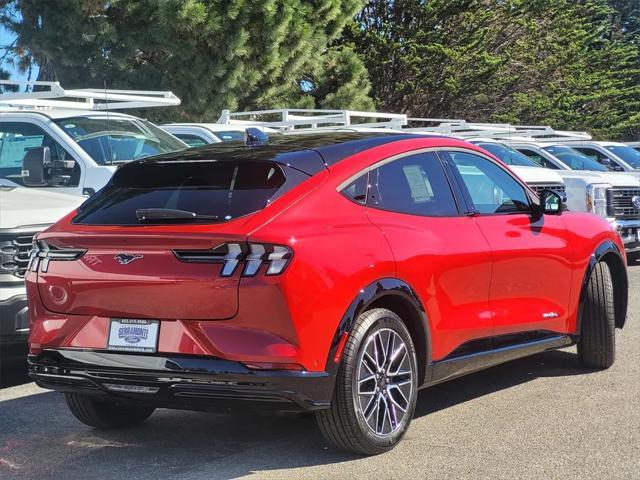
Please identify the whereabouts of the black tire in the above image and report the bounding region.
[577,262,616,369]
[65,393,155,429]
[316,308,419,455]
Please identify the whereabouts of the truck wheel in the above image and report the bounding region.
[577,262,616,369]
[316,308,418,455]
[65,393,155,429]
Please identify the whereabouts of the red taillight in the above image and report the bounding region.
[173,242,293,277]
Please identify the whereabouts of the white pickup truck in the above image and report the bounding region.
[0,185,83,363]
[0,82,187,197]
[509,141,640,255]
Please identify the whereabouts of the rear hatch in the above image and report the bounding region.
[34,158,310,320]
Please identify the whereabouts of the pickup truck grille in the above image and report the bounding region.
[529,183,566,197]
[0,231,38,281]
[608,188,640,219]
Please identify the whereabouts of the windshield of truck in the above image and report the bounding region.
[472,142,539,167]
[543,146,607,171]
[604,145,640,168]
[56,117,187,165]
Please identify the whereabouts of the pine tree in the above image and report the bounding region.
[0,0,373,120]
[347,0,640,139]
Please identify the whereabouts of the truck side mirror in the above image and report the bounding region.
[541,189,564,215]
[22,146,50,186]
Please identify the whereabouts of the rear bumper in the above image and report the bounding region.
[28,350,334,411]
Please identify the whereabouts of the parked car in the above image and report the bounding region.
[508,142,640,257]
[0,184,83,366]
[26,132,628,455]
[1,82,188,197]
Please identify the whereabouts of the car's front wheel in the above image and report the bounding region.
[65,393,155,429]
[577,261,616,369]
[316,308,418,455]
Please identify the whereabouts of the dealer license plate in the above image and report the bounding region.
[107,319,159,353]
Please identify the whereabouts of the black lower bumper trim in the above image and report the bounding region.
[28,350,334,411]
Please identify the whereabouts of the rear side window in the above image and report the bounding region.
[174,133,209,147]
[75,160,301,225]
[367,152,458,216]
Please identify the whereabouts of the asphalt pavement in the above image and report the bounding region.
[0,261,638,480]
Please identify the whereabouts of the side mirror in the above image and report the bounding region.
[540,189,564,215]
[22,146,50,186]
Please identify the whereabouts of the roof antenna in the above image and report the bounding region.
[104,80,114,164]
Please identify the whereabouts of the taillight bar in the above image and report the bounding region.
[28,240,86,273]
[173,242,293,277]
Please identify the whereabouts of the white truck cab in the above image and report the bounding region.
[0,81,187,197]
[508,141,640,253]
[0,185,83,358]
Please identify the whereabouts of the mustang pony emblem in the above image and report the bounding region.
[114,253,144,265]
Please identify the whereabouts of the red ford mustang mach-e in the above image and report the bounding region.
[26,132,628,455]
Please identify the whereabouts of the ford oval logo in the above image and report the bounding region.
[114,253,143,265]
[632,195,640,210]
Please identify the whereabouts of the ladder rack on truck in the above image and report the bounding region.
[405,118,592,142]
[0,80,181,110]
[217,108,408,131]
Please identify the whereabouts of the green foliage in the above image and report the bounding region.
[348,0,640,139]
[2,0,639,138]
[0,0,372,121]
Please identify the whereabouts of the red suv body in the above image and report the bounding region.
[26,133,628,454]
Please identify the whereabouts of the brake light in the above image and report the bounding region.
[173,242,293,277]
[28,240,86,273]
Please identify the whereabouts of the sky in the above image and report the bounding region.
[1,15,38,83]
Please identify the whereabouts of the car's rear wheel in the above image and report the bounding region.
[316,308,418,455]
[65,393,155,429]
[577,261,616,369]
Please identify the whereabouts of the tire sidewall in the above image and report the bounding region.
[342,309,419,451]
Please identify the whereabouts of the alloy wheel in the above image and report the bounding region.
[354,327,414,437]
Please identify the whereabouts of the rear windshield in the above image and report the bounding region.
[74,160,297,225]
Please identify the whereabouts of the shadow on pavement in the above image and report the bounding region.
[0,347,29,388]
[0,347,591,480]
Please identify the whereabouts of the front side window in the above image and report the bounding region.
[0,121,79,186]
[573,147,623,171]
[448,151,530,214]
[543,146,607,171]
[366,152,458,216]
[604,145,640,168]
[56,116,186,165]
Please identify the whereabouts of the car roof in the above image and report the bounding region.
[163,123,250,131]
[0,108,139,120]
[135,132,446,175]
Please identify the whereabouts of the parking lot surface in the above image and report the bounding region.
[0,262,638,480]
